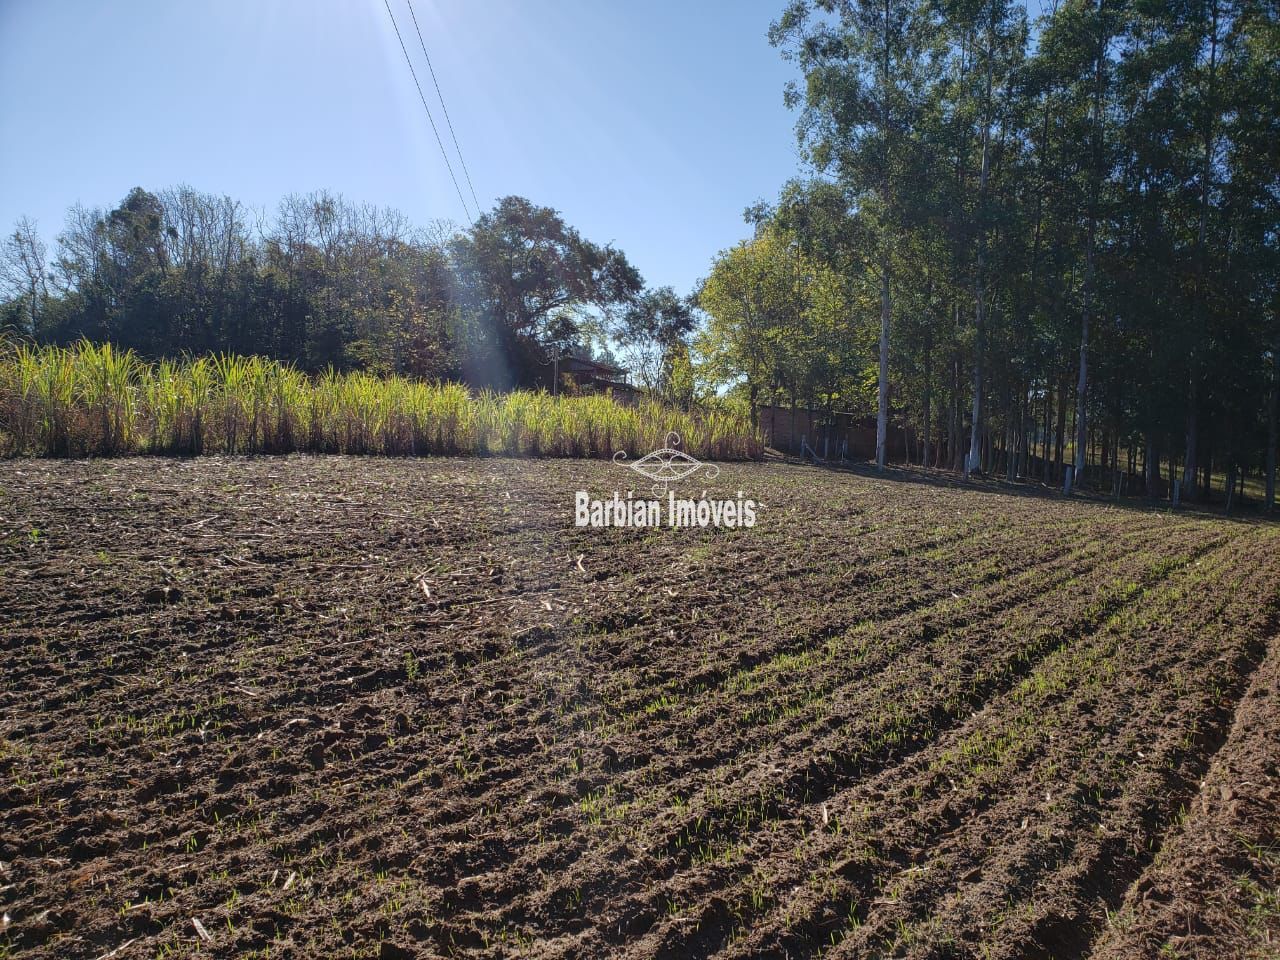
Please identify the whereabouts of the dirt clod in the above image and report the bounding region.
[2,456,1277,959]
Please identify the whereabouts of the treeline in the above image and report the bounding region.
[0,188,695,396]
[701,0,1277,506]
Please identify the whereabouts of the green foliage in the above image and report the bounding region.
[748,0,1278,492]
[11,189,650,393]
[618,287,697,401]
[697,225,871,417]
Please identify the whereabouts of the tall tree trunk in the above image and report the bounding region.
[1183,401,1200,500]
[965,49,995,481]
[922,330,933,474]
[1042,384,1052,481]
[1073,0,1108,493]
[1055,373,1068,480]
[1185,0,1219,503]
[950,351,962,471]
[966,312,985,479]
[1022,388,1031,479]
[1074,156,1098,479]
[1145,433,1158,497]
[874,0,893,474]
[1267,346,1277,512]
[1073,301,1090,491]
[1006,386,1017,482]
[876,255,891,471]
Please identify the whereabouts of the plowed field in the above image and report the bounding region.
[2,457,1277,959]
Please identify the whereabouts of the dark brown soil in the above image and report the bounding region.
[1089,629,1280,960]
[1,456,1277,959]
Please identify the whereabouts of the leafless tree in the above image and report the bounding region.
[1,217,49,331]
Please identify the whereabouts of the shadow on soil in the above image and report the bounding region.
[763,449,1279,527]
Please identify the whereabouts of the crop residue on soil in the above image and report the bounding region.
[1,456,1277,959]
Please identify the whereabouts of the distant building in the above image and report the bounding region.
[546,355,638,401]
[757,404,906,460]
[560,356,626,389]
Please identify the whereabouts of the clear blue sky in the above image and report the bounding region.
[0,1,802,297]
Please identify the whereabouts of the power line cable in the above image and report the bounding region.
[404,0,483,215]
[382,0,473,224]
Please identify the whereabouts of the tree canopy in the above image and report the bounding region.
[692,0,1278,507]
[2,190,649,391]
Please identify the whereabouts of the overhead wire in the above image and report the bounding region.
[382,0,474,224]
[404,0,483,215]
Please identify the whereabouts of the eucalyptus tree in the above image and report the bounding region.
[770,0,941,470]
[1025,0,1126,489]
[751,0,1277,491]
[931,0,1028,478]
